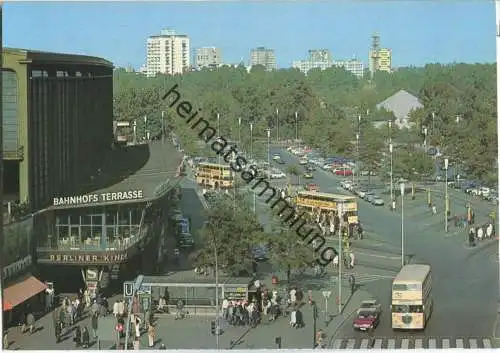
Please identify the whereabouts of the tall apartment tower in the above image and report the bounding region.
[369,33,392,77]
[146,29,190,77]
[250,47,277,71]
[195,47,222,69]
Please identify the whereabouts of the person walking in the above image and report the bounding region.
[54,321,62,344]
[81,327,90,348]
[147,323,155,348]
[133,337,140,350]
[91,311,99,340]
[26,312,35,334]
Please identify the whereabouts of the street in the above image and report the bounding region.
[269,147,498,343]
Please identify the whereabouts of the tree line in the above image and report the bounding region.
[113,62,497,183]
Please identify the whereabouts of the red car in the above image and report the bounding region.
[352,309,380,331]
[335,168,353,176]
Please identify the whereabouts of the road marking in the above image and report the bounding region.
[359,339,369,349]
[483,338,492,348]
[469,338,478,349]
[427,338,436,349]
[414,338,423,348]
[400,338,409,349]
[356,251,400,260]
[386,339,394,349]
[456,338,464,348]
[346,338,356,349]
[442,338,450,348]
[374,339,383,349]
[332,339,343,349]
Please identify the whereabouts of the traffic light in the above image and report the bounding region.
[210,320,216,335]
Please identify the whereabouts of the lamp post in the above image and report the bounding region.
[144,115,149,141]
[238,117,242,148]
[133,120,137,144]
[213,235,220,349]
[217,113,221,164]
[357,115,361,186]
[267,128,271,182]
[250,122,256,213]
[276,108,279,143]
[423,127,428,151]
[400,183,405,267]
[336,204,344,314]
[444,158,449,233]
[295,111,299,143]
[161,111,165,144]
[356,133,360,186]
[388,121,393,206]
[312,301,318,349]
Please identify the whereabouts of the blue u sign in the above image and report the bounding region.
[123,281,134,297]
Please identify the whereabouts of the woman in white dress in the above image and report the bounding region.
[289,309,297,328]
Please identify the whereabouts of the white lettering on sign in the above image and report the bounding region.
[2,256,32,280]
[53,190,144,206]
[85,268,99,281]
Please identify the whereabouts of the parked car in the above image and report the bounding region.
[371,197,385,206]
[305,183,319,192]
[363,191,375,201]
[303,172,314,179]
[357,299,381,314]
[272,154,281,161]
[299,158,308,165]
[305,165,316,172]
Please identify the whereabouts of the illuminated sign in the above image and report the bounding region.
[2,256,32,281]
[224,286,248,301]
[40,253,128,264]
[53,190,144,206]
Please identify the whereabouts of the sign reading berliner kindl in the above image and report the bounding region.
[53,190,144,206]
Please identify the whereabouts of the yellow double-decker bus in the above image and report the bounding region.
[391,264,433,330]
[294,191,358,224]
[195,162,234,189]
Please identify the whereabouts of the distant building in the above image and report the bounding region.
[292,49,333,74]
[369,48,392,74]
[334,59,364,78]
[375,89,422,129]
[250,47,277,71]
[146,28,190,77]
[195,47,222,69]
[308,49,332,62]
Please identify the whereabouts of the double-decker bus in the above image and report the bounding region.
[195,162,234,189]
[294,191,358,224]
[391,264,433,330]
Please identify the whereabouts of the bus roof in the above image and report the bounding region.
[393,264,431,283]
[297,191,356,201]
[198,162,231,168]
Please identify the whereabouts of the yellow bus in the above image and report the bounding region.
[391,264,433,330]
[294,191,358,224]
[195,162,234,189]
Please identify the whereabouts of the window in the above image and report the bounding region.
[393,284,407,291]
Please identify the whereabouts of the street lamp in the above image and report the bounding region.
[356,133,360,186]
[400,183,405,267]
[133,120,137,144]
[213,235,220,349]
[267,128,271,182]
[444,158,449,233]
[250,122,256,213]
[336,204,344,314]
[311,301,319,349]
[217,113,221,164]
[276,108,279,143]
[295,111,299,143]
[238,117,242,147]
[357,115,361,186]
[389,142,394,207]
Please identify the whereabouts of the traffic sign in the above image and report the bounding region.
[123,281,134,298]
[137,284,151,295]
[322,291,332,298]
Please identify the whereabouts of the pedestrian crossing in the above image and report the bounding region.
[330,337,494,349]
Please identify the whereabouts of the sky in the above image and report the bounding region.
[3,1,496,69]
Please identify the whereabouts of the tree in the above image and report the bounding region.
[267,229,316,284]
[194,195,265,276]
[286,165,301,185]
[359,125,385,184]
[392,145,434,181]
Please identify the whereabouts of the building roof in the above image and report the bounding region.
[376,89,423,121]
[393,264,431,283]
[4,47,113,68]
[49,141,182,210]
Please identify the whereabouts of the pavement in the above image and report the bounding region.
[268,147,498,344]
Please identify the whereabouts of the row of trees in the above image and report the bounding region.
[194,191,315,281]
[114,62,497,183]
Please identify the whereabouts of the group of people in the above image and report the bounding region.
[468,222,496,246]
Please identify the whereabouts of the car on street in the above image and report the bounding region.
[366,194,375,203]
[303,172,314,179]
[272,154,281,161]
[353,309,380,331]
[371,196,385,206]
[335,168,353,176]
[357,190,368,198]
[270,171,286,179]
[363,191,375,201]
[275,158,286,164]
[299,158,308,165]
[305,165,316,172]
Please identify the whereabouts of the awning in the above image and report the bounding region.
[3,275,47,311]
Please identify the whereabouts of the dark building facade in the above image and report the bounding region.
[3,48,114,212]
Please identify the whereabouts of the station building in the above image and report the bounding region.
[2,48,183,321]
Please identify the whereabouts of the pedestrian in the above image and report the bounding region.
[20,312,27,333]
[26,312,35,334]
[81,327,90,348]
[3,330,9,349]
[391,200,396,212]
[134,317,142,339]
[54,321,62,343]
[91,311,99,340]
[432,205,437,215]
[147,323,155,348]
[315,329,324,348]
[74,325,82,347]
[175,299,184,320]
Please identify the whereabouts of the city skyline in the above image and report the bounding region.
[3,2,495,69]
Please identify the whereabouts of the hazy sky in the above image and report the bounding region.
[3,1,496,68]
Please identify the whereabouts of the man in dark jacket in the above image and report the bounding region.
[91,312,99,340]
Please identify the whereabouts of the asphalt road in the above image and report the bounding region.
[269,147,498,341]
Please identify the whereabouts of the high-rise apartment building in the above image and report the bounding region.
[377,48,392,72]
[334,59,365,78]
[146,29,190,77]
[308,49,332,62]
[250,47,277,71]
[195,47,222,69]
[368,34,392,75]
[292,49,333,74]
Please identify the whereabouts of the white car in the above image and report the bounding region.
[271,172,286,179]
[299,158,308,165]
[272,154,281,161]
